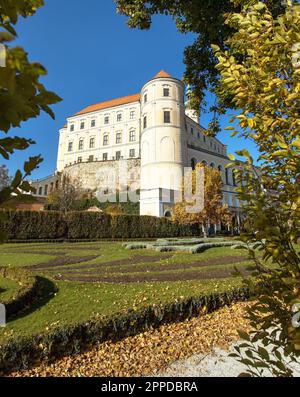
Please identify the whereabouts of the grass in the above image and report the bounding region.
[0,277,20,302]
[0,240,252,344]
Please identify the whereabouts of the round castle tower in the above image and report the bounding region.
[140,70,187,217]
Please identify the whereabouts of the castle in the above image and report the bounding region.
[32,70,241,222]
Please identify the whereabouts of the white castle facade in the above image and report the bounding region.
[32,70,241,221]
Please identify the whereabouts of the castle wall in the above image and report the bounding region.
[63,158,141,193]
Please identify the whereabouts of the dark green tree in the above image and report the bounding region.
[115,0,285,135]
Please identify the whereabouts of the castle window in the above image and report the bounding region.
[143,116,147,129]
[164,111,171,124]
[78,139,84,150]
[129,149,135,158]
[103,153,108,161]
[68,142,73,152]
[116,132,122,144]
[191,127,194,135]
[191,158,197,171]
[130,110,135,120]
[144,93,148,103]
[91,120,96,128]
[70,124,75,132]
[163,88,170,97]
[104,116,109,125]
[116,151,121,160]
[232,169,237,186]
[89,137,95,149]
[38,187,43,196]
[44,185,48,196]
[129,129,136,142]
[103,135,109,146]
[80,122,85,130]
[117,113,122,122]
[78,157,82,163]
[225,168,230,185]
[210,162,215,169]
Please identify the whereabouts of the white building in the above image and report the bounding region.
[32,70,241,220]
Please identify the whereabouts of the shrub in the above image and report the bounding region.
[66,212,111,239]
[0,268,40,320]
[0,210,200,241]
[0,287,251,374]
[0,210,66,240]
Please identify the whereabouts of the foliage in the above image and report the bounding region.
[115,0,285,133]
[213,1,300,375]
[0,210,199,240]
[0,210,67,240]
[0,286,250,374]
[46,175,85,213]
[173,164,232,237]
[0,267,39,320]
[0,0,61,230]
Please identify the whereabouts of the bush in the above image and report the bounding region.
[66,212,111,239]
[0,287,251,374]
[0,210,66,240]
[0,210,200,241]
[0,268,40,320]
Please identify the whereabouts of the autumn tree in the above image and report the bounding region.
[46,175,85,214]
[173,164,232,237]
[0,0,61,234]
[213,1,300,376]
[115,0,285,134]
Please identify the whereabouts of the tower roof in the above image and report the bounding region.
[152,70,173,79]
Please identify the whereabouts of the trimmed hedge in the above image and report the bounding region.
[0,210,66,240]
[0,210,200,241]
[0,287,250,374]
[0,268,40,320]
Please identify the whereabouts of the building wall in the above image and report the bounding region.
[63,158,140,193]
[57,101,141,172]
[33,71,244,218]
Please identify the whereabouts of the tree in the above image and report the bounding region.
[173,164,232,237]
[46,175,84,214]
[0,164,9,190]
[0,1,61,220]
[213,1,300,376]
[115,0,285,134]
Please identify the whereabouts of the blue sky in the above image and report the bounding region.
[4,0,259,180]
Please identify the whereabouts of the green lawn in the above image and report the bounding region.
[0,240,253,344]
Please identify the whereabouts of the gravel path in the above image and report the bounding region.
[158,345,300,377]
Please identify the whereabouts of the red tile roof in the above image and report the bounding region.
[153,70,173,79]
[74,93,141,116]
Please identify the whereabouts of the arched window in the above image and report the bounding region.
[191,158,197,171]
[164,210,172,218]
[225,168,230,185]
[160,136,175,161]
[201,160,207,167]
[232,169,237,186]
[210,162,215,169]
